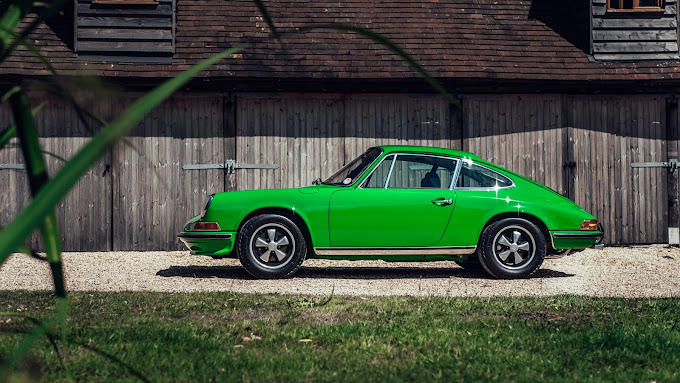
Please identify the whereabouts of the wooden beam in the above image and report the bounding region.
[77,28,172,40]
[592,17,677,29]
[593,29,678,40]
[594,52,680,59]
[593,41,678,52]
[76,40,173,52]
[77,16,172,28]
[77,3,172,16]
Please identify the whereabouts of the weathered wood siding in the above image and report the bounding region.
[1,95,113,251]
[568,96,667,244]
[592,0,679,60]
[2,92,675,250]
[112,95,228,250]
[462,95,566,196]
[236,94,453,190]
[0,104,22,236]
[75,0,175,53]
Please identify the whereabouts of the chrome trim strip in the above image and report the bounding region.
[384,154,397,188]
[313,246,477,256]
[177,233,233,240]
[450,160,462,190]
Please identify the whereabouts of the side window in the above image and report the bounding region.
[363,155,394,188]
[386,155,457,189]
[456,161,513,189]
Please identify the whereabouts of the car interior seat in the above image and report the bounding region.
[421,171,441,188]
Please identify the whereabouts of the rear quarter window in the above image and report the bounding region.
[456,161,513,189]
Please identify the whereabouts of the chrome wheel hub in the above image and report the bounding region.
[493,226,535,268]
[250,224,295,268]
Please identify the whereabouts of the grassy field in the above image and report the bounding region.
[0,291,679,382]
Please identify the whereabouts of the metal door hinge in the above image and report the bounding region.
[0,164,25,170]
[631,159,678,173]
[183,160,279,174]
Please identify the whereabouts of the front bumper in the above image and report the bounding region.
[177,231,236,256]
[550,230,604,250]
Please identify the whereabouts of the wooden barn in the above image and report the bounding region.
[2,0,680,250]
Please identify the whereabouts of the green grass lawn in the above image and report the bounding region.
[1,291,679,382]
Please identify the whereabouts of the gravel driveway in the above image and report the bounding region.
[1,246,678,297]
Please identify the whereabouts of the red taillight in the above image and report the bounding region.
[192,222,221,231]
[580,220,599,231]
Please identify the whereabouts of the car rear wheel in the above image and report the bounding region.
[237,214,307,279]
[478,218,545,279]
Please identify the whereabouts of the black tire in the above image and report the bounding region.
[237,214,307,279]
[478,218,546,279]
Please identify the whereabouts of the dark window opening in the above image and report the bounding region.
[608,0,664,11]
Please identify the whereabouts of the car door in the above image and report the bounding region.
[329,154,458,248]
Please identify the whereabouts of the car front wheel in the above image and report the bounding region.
[478,218,546,279]
[237,214,307,279]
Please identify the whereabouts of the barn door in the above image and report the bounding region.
[462,95,668,245]
[461,95,567,195]
[567,96,667,245]
[112,94,231,251]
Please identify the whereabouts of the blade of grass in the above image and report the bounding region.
[0,24,58,73]
[1,103,44,151]
[0,0,33,50]
[298,23,459,107]
[9,90,65,298]
[253,0,281,42]
[0,306,60,379]
[0,44,247,264]
[0,0,69,63]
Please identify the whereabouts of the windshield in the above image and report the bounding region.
[322,148,383,186]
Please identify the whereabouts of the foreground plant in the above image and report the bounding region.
[0,0,456,379]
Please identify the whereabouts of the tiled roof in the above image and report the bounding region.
[4,0,680,82]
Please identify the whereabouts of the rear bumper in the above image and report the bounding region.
[550,230,604,250]
[177,232,236,256]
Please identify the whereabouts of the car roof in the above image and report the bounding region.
[377,145,482,161]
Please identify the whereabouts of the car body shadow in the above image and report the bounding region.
[156,265,574,280]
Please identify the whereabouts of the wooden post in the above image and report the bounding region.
[224,93,237,192]
[666,95,679,245]
[449,95,463,151]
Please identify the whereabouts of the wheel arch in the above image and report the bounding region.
[238,207,314,246]
[481,212,551,248]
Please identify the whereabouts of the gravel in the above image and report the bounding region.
[1,246,679,297]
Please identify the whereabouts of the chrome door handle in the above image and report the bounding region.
[431,198,453,206]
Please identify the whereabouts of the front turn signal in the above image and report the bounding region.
[580,220,599,231]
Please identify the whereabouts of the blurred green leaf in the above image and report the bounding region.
[0,0,33,50]
[0,44,247,264]
[0,0,69,62]
[9,90,64,298]
[253,0,281,42]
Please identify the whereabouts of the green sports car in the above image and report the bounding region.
[178,145,603,279]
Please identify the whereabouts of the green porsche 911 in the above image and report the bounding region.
[178,145,603,279]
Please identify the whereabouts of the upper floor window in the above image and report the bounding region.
[74,0,175,56]
[608,0,664,11]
